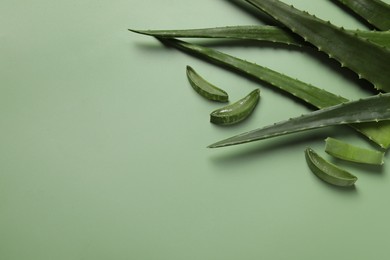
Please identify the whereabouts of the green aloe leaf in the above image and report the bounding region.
[160,38,390,148]
[162,39,344,108]
[244,0,390,92]
[208,93,390,148]
[354,29,390,48]
[130,26,390,48]
[334,0,390,30]
[130,26,302,46]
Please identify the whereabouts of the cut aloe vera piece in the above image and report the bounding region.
[210,89,260,125]
[325,137,385,165]
[186,66,228,102]
[244,0,390,92]
[305,148,358,187]
[161,39,390,148]
[208,93,390,148]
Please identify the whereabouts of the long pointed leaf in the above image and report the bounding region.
[208,93,390,148]
[334,0,390,30]
[130,26,390,48]
[244,0,390,92]
[161,38,390,148]
[163,39,345,108]
[130,26,302,46]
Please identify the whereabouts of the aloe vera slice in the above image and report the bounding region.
[186,66,228,102]
[325,137,385,165]
[334,0,390,31]
[208,93,390,148]
[210,89,260,125]
[161,39,390,148]
[130,26,390,48]
[244,0,390,92]
[305,148,358,187]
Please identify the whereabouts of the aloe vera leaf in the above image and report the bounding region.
[354,30,390,48]
[325,137,385,165]
[305,148,358,187]
[208,93,390,148]
[334,0,390,30]
[130,26,302,46]
[186,65,229,102]
[163,39,345,108]
[130,26,390,48]
[244,0,390,92]
[210,89,260,125]
[161,38,390,148]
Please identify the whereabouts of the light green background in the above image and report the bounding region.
[1,1,390,259]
